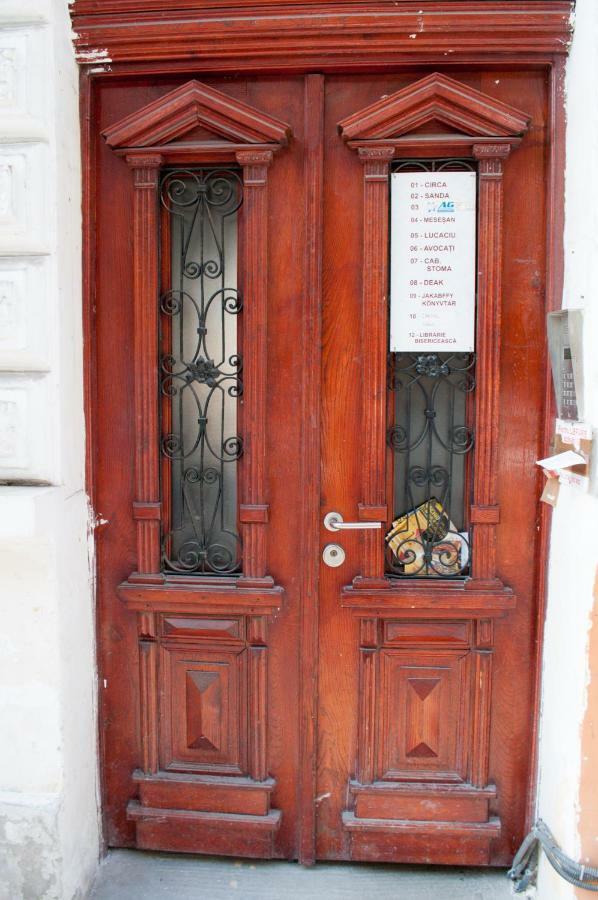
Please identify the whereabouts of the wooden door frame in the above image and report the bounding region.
[74,0,571,864]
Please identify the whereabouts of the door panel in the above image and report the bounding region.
[159,645,246,773]
[377,649,470,781]
[94,74,307,857]
[316,71,548,865]
[93,68,549,866]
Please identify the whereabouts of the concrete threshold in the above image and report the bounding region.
[89,850,513,899]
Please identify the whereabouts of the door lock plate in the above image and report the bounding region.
[322,543,345,567]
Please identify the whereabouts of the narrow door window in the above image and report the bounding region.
[386,160,477,578]
[159,169,243,575]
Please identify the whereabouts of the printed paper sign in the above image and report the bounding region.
[390,171,477,352]
[536,450,586,471]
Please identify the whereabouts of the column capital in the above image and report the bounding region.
[125,153,163,188]
[357,145,395,163]
[235,149,274,167]
[473,143,511,172]
[125,152,164,169]
[358,145,394,181]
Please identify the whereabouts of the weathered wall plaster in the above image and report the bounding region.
[576,570,598,898]
[0,0,99,897]
[536,0,598,896]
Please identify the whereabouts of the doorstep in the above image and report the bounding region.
[89,849,513,899]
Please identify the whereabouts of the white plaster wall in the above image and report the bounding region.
[535,0,598,896]
[0,1,99,898]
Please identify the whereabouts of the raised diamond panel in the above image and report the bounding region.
[405,677,441,757]
[160,645,246,775]
[377,649,471,781]
[186,670,222,751]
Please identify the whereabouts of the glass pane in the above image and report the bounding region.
[386,160,476,579]
[387,352,475,577]
[159,169,243,575]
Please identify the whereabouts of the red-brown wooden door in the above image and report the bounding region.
[93,68,550,865]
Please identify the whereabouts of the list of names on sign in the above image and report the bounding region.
[390,171,477,353]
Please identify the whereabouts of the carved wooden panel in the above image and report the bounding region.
[383,620,471,647]
[103,82,290,588]
[377,649,470,782]
[127,153,163,575]
[160,645,247,775]
[337,73,529,591]
[235,149,273,582]
[102,80,290,149]
[88,58,561,864]
[70,3,572,68]
[357,146,394,581]
[161,616,243,641]
[339,73,530,144]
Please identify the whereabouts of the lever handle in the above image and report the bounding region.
[324,511,383,532]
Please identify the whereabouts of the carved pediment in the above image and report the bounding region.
[338,73,530,144]
[103,79,291,150]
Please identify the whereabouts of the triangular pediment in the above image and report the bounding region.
[408,118,467,136]
[103,80,291,150]
[338,73,530,143]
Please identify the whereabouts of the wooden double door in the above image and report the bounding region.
[95,68,549,865]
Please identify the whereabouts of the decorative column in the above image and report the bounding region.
[357,617,379,784]
[356,146,395,584]
[126,153,163,579]
[235,150,273,585]
[471,618,494,788]
[247,615,269,781]
[468,144,511,588]
[138,611,159,774]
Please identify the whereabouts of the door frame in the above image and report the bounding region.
[73,0,571,864]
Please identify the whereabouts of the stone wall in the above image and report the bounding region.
[0,1,99,897]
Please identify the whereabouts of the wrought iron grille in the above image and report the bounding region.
[391,159,477,174]
[386,160,476,579]
[159,169,243,575]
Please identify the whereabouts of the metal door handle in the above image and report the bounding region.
[324,511,383,532]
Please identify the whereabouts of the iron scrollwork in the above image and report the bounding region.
[160,169,243,575]
[387,352,476,578]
